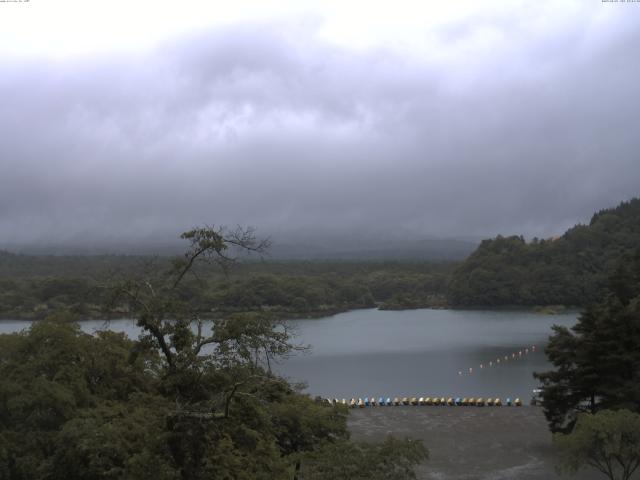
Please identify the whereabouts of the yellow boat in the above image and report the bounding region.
[514,398,522,406]
[476,398,484,406]
[447,397,454,406]
[494,398,502,406]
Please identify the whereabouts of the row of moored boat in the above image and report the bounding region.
[325,397,523,408]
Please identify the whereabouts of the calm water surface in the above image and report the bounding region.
[276,308,578,400]
[0,308,577,400]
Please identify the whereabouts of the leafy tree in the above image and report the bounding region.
[105,226,333,478]
[0,226,429,479]
[534,251,640,433]
[554,409,640,480]
[0,314,162,480]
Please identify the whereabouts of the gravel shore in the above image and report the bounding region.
[348,406,604,480]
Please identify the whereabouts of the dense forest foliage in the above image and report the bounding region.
[534,249,640,433]
[0,315,427,479]
[0,227,427,480]
[0,254,452,319]
[449,198,640,307]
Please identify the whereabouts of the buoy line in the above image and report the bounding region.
[458,345,536,376]
[317,345,534,409]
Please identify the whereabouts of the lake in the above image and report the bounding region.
[0,308,577,401]
[277,308,577,400]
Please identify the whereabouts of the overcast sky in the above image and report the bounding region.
[1,0,639,250]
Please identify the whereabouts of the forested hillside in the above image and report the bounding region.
[448,198,640,307]
[0,254,452,319]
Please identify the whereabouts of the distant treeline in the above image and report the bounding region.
[448,198,640,307]
[0,255,452,319]
[2,198,639,317]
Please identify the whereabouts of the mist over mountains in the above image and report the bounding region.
[1,232,479,261]
[2,3,639,251]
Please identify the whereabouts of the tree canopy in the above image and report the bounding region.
[534,250,640,433]
[0,253,452,320]
[0,226,427,479]
[554,409,640,480]
[449,198,640,307]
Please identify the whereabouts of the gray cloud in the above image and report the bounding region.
[1,11,639,252]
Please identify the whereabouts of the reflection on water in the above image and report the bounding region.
[275,308,578,399]
[0,308,577,400]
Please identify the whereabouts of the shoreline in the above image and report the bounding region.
[0,304,581,323]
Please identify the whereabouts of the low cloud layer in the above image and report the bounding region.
[1,4,639,251]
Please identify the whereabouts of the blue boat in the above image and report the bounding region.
[455,397,462,406]
[378,397,385,406]
[364,397,370,406]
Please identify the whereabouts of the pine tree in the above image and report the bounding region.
[534,250,640,433]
